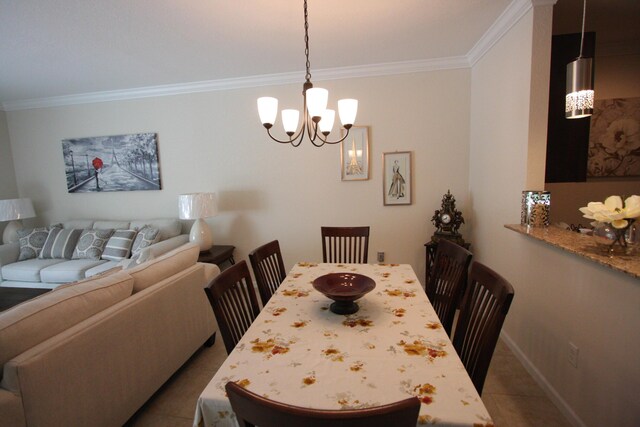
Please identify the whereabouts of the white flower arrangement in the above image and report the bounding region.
[579,195,640,229]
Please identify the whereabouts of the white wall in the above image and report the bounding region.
[6,70,471,282]
[470,5,639,427]
[0,110,19,236]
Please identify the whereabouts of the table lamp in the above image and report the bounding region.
[0,198,36,244]
[178,193,218,251]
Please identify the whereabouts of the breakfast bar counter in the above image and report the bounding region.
[504,224,639,279]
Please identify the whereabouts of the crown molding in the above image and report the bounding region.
[1,56,470,111]
[467,0,534,66]
[1,1,538,111]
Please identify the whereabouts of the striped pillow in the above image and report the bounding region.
[39,228,83,259]
[102,230,137,261]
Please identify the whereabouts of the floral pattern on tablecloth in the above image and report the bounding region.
[194,263,494,427]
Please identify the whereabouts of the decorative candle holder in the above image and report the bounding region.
[521,191,551,227]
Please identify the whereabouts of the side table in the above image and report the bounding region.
[198,245,236,270]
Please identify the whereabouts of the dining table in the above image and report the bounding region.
[193,262,494,426]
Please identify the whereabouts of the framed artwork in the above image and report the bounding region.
[62,133,162,193]
[341,126,370,181]
[383,151,412,205]
[587,97,640,177]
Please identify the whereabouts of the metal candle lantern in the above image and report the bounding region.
[521,191,551,227]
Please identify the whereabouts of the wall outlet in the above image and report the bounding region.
[568,342,579,368]
[377,251,385,262]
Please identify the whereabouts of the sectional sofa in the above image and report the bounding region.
[0,242,220,427]
[0,218,189,289]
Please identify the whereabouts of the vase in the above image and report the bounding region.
[592,221,636,256]
[625,223,638,255]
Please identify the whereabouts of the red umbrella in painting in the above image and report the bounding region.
[92,157,103,190]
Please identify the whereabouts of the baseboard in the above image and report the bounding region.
[499,331,586,427]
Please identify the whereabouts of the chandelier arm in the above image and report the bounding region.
[266,127,305,145]
[313,127,350,146]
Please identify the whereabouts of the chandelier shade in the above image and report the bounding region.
[257,0,358,147]
[565,0,594,119]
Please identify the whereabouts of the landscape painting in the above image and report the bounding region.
[62,133,161,193]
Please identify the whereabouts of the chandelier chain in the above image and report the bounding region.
[304,0,311,82]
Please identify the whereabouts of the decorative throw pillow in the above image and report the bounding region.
[131,226,160,256]
[102,229,137,261]
[40,228,83,259]
[17,227,50,260]
[72,229,115,260]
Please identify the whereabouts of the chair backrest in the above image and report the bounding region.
[225,381,420,427]
[452,261,514,394]
[321,226,370,263]
[204,260,261,354]
[426,239,472,336]
[249,240,287,305]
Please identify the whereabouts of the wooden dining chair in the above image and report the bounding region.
[425,239,472,336]
[225,381,421,427]
[452,261,514,394]
[204,260,261,354]
[249,240,287,305]
[321,226,370,263]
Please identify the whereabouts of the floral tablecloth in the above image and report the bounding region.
[194,263,493,426]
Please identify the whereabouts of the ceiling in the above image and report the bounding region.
[0,0,637,108]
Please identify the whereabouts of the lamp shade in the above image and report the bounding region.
[0,198,35,222]
[566,57,594,119]
[178,193,218,220]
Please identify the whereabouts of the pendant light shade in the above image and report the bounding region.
[566,57,594,119]
[565,0,594,119]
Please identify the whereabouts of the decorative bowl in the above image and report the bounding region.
[312,273,376,315]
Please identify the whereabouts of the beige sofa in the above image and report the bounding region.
[0,242,220,427]
[0,218,189,289]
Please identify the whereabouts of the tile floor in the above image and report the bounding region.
[125,337,573,427]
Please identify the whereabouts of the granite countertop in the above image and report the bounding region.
[505,224,640,279]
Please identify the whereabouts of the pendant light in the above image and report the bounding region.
[565,0,594,119]
[257,0,358,147]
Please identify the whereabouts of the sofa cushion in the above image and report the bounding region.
[39,259,109,283]
[102,229,137,261]
[17,227,50,261]
[0,271,134,379]
[93,220,131,230]
[127,243,199,293]
[131,226,160,256]
[1,258,66,282]
[84,261,121,278]
[130,219,181,241]
[72,228,114,260]
[40,228,83,259]
[60,220,94,229]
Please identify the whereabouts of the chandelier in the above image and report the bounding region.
[565,0,594,119]
[257,0,358,147]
